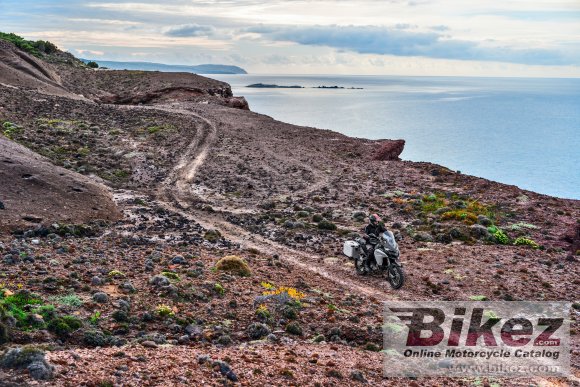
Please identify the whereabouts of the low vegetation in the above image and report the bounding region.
[214,255,251,277]
[0,32,58,57]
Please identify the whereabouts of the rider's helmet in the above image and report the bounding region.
[369,214,382,225]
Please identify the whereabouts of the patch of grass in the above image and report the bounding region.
[108,270,125,278]
[421,193,448,212]
[255,304,271,320]
[203,229,222,243]
[50,294,83,308]
[317,219,337,231]
[214,282,225,295]
[2,121,22,139]
[113,169,130,178]
[146,124,175,135]
[469,295,488,301]
[89,311,101,325]
[441,210,478,225]
[32,305,57,321]
[156,304,175,318]
[77,147,90,156]
[509,222,538,231]
[161,271,180,281]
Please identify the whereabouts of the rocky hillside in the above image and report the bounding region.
[0,37,578,386]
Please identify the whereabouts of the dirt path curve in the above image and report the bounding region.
[133,103,401,302]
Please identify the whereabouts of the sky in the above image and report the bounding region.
[1,0,579,77]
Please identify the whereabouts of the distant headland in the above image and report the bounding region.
[81,59,247,74]
[247,83,363,89]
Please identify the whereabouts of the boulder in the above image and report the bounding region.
[371,140,405,161]
[470,225,490,239]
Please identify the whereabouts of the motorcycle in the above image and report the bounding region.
[343,230,405,289]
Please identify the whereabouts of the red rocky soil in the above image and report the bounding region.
[0,39,578,386]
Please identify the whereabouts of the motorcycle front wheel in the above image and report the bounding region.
[355,258,367,275]
[387,265,404,289]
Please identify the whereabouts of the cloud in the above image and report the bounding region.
[163,23,215,37]
[246,24,576,65]
[76,49,105,56]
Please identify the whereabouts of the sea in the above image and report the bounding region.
[209,74,580,200]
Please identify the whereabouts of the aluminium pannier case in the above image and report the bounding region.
[343,240,360,259]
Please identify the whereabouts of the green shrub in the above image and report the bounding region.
[0,32,58,57]
[161,271,180,281]
[112,310,128,322]
[513,237,539,249]
[204,229,221,242]
[214,282,225,295]
[89,311,101,325]
[312,214,324,222]
[2,121,22,139]
[51,294,83,308]
[86,61,99,68]
[108,270,125,278]
[214,255,251,277]
[83,330,109,347]
[317,220,337,231]
[47,316,82,337]
[156,304,174,318]
[255,304,270,320]
[285,322,302,335]
[441,210,477,224]
[488,226,509,245]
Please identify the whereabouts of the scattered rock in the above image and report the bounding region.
[120,282,136,293]
[171,256,186,264]
[434,206,451,215]
[350,369,367,383]
[185,324,203,339]
[470,225,490,239]
[477,215,492,226]
[92,292,109,303]
[371,139,405,161]
[83,330,109,347]
[285,322,302,336]
[141,340,158,348]
[0,346,54,380]
[0,201,5,210]
[149,275,170,287]
[216,334,232,345]
[413,232,433,242]
[213,360,238,382]
[197,354,210,364]
[247,323,270,340]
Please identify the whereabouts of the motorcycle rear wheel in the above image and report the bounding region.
[387,265,405,289]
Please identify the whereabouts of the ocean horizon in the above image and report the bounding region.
[211,74,580,200]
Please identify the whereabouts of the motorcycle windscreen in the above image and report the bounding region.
[382,231,398,250]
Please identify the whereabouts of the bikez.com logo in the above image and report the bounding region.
[391,307,563,348]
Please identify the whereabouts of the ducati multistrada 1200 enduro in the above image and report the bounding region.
[343,230,405,289]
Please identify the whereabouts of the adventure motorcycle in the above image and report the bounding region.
[343,230,405,289]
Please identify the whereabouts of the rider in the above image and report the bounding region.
[362,214,386,271]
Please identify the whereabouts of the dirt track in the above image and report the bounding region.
[0,40,578,386]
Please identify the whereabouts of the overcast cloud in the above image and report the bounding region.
[0,0,578,76]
